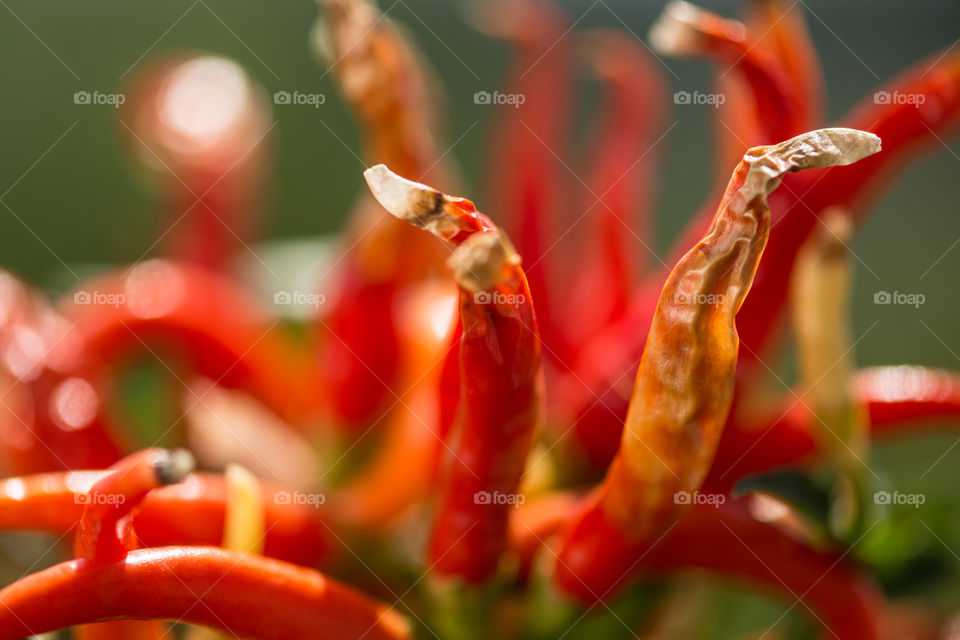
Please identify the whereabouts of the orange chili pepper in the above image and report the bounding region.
[555,127,880,586]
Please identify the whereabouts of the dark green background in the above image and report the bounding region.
[0,0,958,373]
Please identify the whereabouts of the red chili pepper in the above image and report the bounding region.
[75,448,195,562]
[0,546,410,640]
[511,493,880,639]
[731,48,960,381]
[0,470,336,567]
[365,164,543,582]
[743,0,824,128]
[555,127,879,592]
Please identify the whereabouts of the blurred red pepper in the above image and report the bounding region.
[313,0,454,430]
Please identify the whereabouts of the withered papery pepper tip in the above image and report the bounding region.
[365,164,441,218]
[364,163,468,238]
[746,128,880,179]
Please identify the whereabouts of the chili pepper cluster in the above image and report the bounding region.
[1,0,959,638]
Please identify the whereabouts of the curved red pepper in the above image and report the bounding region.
[62,260,320,426]
[75,448,194,562]
[731,49,960,382]
[364,165,543,582]
[650,1,800,144]
[0,470,336,567]
[0,546,410,640]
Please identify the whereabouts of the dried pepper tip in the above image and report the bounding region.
[364,164,490,243]
[447,232,520,293]
[735,129,879,207]
[151,448,195,486]
[649,0,746,55]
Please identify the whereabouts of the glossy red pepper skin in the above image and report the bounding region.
[0,546,410,640]
[428,275,542,582]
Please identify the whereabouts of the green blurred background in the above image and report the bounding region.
[0,0,958,371]
[0,0,959,632]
